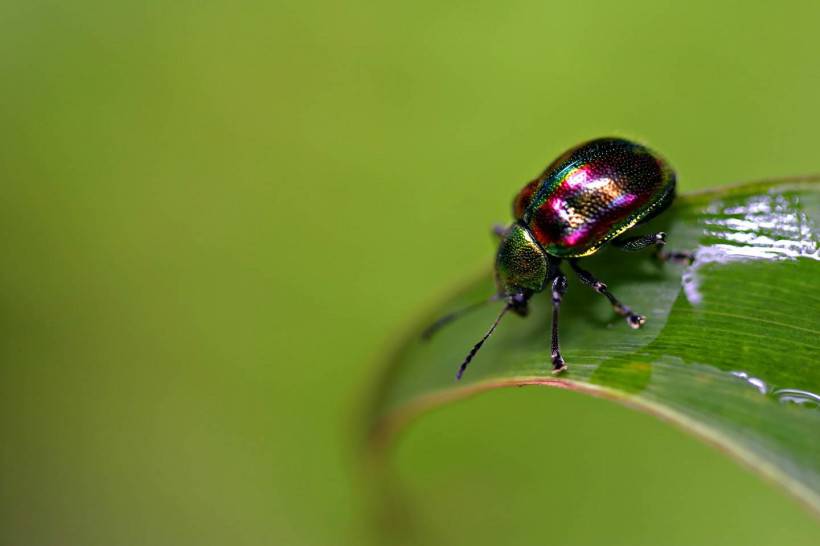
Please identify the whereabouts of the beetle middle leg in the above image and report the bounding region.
[569,259,646,329]
[612,231,693,264]
[547,256,568,374]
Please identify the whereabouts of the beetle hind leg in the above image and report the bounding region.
[655,248,695,265]
[569,259,646,329]
[612,231,694,264]
[612,231,666,252]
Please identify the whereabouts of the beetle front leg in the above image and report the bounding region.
[548,262,569,374]
[612,232,693,264]
[491,223,510,240]
[569,259,646,329]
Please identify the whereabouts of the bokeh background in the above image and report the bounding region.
[1,1,819,545]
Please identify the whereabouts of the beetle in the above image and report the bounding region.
[424,137,693,380]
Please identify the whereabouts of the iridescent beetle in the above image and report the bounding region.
[424,137,692,380]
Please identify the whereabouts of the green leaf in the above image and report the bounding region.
[366,177,820,513]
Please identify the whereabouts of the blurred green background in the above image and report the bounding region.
[1,1,819,545]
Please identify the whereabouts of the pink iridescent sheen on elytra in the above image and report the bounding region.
[514,138,675,257]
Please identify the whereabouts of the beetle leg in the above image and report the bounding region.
[654,248,695,265]
[491,223,510,240]
[612,232,693,264]
[612,231,666,251]
[547,257,568,374]
[569,259,646,329]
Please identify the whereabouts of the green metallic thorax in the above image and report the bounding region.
[495,223,548,296]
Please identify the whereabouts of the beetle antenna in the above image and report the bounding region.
[456,303,510,380]
[421,294,502,340]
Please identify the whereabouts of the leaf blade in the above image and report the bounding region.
[367,178,820,513]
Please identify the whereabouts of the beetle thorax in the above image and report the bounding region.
[494,223,548,296]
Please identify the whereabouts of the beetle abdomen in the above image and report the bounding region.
[515,138,675,257]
